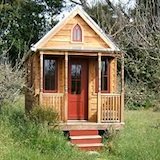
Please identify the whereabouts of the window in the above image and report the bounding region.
[101,58,109,92]
[71,64,82,94]
[72,24,82,42]
[95,57,109,92]
[43,56,57,92]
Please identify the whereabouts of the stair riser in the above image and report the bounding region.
[69,130,98,136]
[71,138,102,144]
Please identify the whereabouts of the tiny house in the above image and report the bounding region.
[25,6,124,149]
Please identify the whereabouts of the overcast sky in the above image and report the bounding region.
[65,0,136,8]
[89,0,135,7]
[55,0,136,21]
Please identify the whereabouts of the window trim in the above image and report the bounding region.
[71,23,83,43]
[95,57,110,93]
[43,55,58,93]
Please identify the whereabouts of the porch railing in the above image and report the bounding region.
[40,93,64,120]
[101,94,121,122]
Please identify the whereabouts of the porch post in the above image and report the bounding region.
[121,52,125,122]
[40,52,43,105]
[64,52,68,122]
[97,52,101,123]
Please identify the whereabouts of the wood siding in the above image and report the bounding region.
[88,58,117,122]
[25,53,40,111]
[42,15,109,49]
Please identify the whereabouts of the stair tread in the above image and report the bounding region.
[70,135,101,139]
[77,143,104,147]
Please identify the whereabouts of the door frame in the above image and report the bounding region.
[68,57,88,120]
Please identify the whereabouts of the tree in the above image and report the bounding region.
[0,0,64,65]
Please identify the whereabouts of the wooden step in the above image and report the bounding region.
[76,143,104,151]
[69,130,98,136]
[68,130,104,151]
[70,135,102,144]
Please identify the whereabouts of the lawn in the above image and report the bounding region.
[100,110,160,160]
[0,100,160,160]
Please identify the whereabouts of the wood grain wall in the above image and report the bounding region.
[42,15,109,49]
[25,53,40,111]
[88,58,117,122]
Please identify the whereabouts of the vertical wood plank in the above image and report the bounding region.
[118,96,120,120]
[121,52,125,122]
[106,96,109,120]
[115,96,117,120]
[97,53,101,123]
[101,98,103,121]
[64,52,68,122]
[39,52,43,106]
[113,96,115,120]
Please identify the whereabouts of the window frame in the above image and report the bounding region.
[43,55,58,93]
[95,57,110,93]
[71,24,83,43]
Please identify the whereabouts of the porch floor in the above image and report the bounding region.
[59,120,124,131]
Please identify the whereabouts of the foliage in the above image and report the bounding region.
[125,81,155,110]
[28,106,59,125]
[0,54,24,105]
[0,0,64,65]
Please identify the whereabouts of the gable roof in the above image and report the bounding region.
[31,6,120,52]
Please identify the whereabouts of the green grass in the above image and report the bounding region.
[0,100,96,160]
[100,110,160,160]
[0,99,160,160]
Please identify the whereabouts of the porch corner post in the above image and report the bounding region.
[64,52,68,122]
[40,52,43,106]
[97,52,101,123]
[121,52,125,123]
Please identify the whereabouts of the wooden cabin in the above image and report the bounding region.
[25,6,124,148]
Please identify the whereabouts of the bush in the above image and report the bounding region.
[28,106,59,125]
[125,81,155,110]
[0,55,25,105]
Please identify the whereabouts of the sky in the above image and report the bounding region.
[55,0,136,21]
[88,0,135,8]
[64,0,136,8]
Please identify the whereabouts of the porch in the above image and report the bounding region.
[43,94,124,131]
[39,50,124,128]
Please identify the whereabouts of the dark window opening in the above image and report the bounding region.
[95,57,109,92]
[72,24,82,42]
[43,56,57,92]
[71,64,81,94]
[101,58,109,91]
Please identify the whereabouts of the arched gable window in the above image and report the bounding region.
[72,24,82,42]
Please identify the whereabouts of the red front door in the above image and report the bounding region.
[68,58,88,120]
